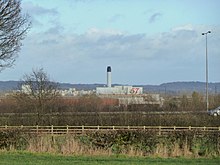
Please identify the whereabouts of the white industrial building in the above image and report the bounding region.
[95,66,164,106]
[96,66,143,95]
[96,85,143,95]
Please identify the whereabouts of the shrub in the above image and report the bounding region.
[0,129,29,150]
[77,130,158,155]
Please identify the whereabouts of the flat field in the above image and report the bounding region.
[0,152,219,165]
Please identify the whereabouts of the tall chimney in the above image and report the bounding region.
[107,66,111,87]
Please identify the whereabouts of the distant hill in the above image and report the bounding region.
[0,81,219,95]
[0,81,21,91]
[140,82,220,95]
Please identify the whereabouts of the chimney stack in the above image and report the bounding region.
[107,66,111,87]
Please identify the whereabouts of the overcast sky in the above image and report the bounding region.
[0,0,219,85]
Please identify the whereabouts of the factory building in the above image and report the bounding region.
[96,66,143,95]
[96,66,164,106]
[98,94,163,106]
[96,85,143,95]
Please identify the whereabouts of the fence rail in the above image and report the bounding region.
[0,125,220,135]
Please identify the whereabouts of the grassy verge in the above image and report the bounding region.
[0,151,220,165]
[1,129,219,158]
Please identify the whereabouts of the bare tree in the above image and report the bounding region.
[0,0,31,70]
[14,68,59,124]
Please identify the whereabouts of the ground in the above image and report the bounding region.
[0,152,219,165]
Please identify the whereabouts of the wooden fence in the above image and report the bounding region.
[0,125,220,135]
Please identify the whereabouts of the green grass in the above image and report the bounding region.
[0,152,219,165]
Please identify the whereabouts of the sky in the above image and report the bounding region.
[0,0,219,85]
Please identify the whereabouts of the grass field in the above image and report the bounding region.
[0,152,219,165]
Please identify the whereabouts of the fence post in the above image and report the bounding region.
[113,126,115,130]
[128,126,130,130]
[159,126,161,136]
[174,126,176,131]
[5,125,7,129]
[97,125,100,130]
[51,125,54,135]
[36,125,39,134]
[144,126,146,130]
[66,125,69,134]
[82,125,84,133]
[203,126,206,131]
[189,126,191,130]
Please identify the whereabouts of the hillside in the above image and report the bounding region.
[0,81,219,94]
[141,82,220,94]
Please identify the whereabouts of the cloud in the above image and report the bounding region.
[44,24,64,35]
[9,24,220,84]
[148,12,162,23]
[172,24,195,31]
[22,2,59,28]
[23,25,202,65]
[26,24,219,61]
[22,2,59,16]
[84,28,124,41]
